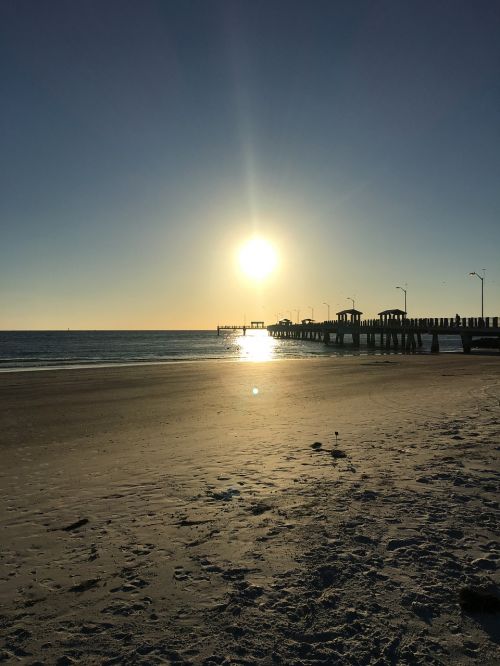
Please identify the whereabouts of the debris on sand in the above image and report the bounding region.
[208,488,241,502]
[61,518,89,532]
[310,442,322,450]
[459,587,500,614]
[176,517,211,527]
[331,448,347,459]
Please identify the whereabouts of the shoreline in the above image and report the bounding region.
[0,329,484,374]
[0,347,484,374]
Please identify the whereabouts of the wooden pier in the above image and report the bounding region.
[217,321,265,336]
[267,315,500,353]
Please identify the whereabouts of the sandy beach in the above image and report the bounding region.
[1,356,499,665]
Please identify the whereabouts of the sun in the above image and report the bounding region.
[238,238,278,281]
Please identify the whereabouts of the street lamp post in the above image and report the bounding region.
[396,285,407,314]
[308,305,314,321]
[469,270,485,318]
[347,297,355,310]
[323,302,330,321]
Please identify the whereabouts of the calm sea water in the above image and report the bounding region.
[0,330,463,371]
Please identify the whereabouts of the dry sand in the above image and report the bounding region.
[0,355,499,665]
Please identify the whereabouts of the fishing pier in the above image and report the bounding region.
[217,321,265,336]
[266,309,500,353]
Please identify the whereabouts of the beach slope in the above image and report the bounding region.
[0,356,499,664]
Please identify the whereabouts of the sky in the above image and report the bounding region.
[1,0,499,329]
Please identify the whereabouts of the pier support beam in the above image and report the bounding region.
[431,333,439,353]
[461,334,472,354]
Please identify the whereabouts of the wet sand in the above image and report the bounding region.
[0,356,499,664]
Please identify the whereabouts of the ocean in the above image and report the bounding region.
[0,330,465,371]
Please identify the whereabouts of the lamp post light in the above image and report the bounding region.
[323,302,330,321]
[469,270,485,318]
[396,285,407,314]
[347,297,355,310]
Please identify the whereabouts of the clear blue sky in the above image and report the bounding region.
[1,0,499,328]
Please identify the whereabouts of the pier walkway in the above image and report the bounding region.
[267,316,500,353]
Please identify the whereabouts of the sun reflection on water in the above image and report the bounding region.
[235,329,277,362]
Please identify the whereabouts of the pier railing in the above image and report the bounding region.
[320,317,499,329]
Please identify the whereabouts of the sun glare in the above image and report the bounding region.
[238,330,276,362]
[238,238,278,281]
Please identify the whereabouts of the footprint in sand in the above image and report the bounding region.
[173,566,192,581]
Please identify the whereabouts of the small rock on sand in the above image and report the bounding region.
[69,578,100,594]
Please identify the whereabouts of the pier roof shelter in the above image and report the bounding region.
[278,318,292,325]
[336,308,363,323]
[378,308,406,323]
[301,318,314,324]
